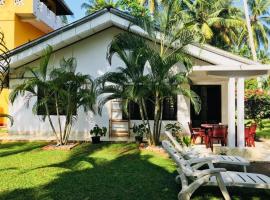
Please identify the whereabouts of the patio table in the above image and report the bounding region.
[201,124,228,150]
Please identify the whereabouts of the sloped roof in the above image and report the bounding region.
[8,8,259,68]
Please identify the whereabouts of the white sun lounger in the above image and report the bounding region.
[162,140,270,200]
[165,131,250,172]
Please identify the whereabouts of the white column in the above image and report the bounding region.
[227,77,236,147]
[237,77,245,148]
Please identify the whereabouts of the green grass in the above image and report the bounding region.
[256,119,270,139]
[0,142,269,200]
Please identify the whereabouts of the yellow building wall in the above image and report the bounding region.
[14,15,45,47]
[0,0,48,125]
[0,89,9,124]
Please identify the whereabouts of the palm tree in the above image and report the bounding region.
[139,0,159,14]
[99,0,201,145]
[50,58,97,145]
[10,46,60,142]
[10,46,97,145]
[81,0,118,15]
[248,0,270,51]
[180,0,244,47]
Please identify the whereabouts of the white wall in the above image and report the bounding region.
[9,27,123,140]
[9,26,229,141]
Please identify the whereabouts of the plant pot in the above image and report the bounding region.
[135,136,143,143]
[91,136,101,144]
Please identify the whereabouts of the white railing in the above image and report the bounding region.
[33,0,63,30]
[0,0,5,5]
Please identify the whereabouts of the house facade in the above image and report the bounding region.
[6,9,270,147]
[0,0,72,125]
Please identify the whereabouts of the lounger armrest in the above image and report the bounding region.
[194,168,226,178]
[187,157,214,165]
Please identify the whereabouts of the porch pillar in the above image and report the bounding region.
[237,77,245,148]
[227,77,236,147]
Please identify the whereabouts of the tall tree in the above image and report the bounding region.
[248,0,270,51]
[98,0,201,146]
[180,0,244,47]
[10,46,97,145]
[139,0,159,14]
[81,0,118,15]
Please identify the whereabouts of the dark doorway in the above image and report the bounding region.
[191,85,221,127]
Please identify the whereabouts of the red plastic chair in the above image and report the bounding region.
[188,122,205,144]
[208,125,228,151]
[245,127,251,147]
[249,123,257,147]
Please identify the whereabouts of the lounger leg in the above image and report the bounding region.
[243,166,247,173]
[178,176,210,200]
[215,174,231,200]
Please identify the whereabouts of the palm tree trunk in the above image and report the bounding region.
[243,0,257,62]
[142,99,152,143]
[55,94,63,145]
[44,103,59,144]
[153,93,161,146]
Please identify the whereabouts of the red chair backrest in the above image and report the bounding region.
[245,127,250,138]
[249,123,257,135]
[212,125,227,138]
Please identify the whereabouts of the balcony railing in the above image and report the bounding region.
[33,0,63,30]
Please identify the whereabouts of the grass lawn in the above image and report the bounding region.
[256,119,270,139]
[0,142,269,200]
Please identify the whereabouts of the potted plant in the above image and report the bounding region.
[165,122,190,147]
[133,123,148,143]
[90,124,107,144]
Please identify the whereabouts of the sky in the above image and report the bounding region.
[65,0,86,22]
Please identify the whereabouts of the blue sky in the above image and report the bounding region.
[65,0,86,22]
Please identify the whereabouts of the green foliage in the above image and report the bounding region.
[81,0,118,15]
[133,123,149,137]
[165,122,182,136]
[245,90,270,129]
[165,122,191,147]
[98,1,201,146]
[10,46,97,145]
[245,78,258,90]
[90,124,107,137]
[178,0,244,46]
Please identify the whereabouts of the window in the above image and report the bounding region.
[123,96,177,120]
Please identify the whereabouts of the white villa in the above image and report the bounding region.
[7,8,270,147]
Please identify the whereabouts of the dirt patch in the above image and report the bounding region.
[139,143,168,157]
[42,143,79,151]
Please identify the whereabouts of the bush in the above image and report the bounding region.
[245,90,270,129]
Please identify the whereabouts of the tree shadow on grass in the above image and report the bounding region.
[0,143,179,200]
[0,142,46,157]
[0,142,270,200]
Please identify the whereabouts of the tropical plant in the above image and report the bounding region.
[10,46,97,145]
[165,122,183,136]
[90,124,107,137]
[49,57,97,145]
[139,0,159,14]
[245,89,270,129]
[133,123,148,137]
[98,0,201,146]
[248,0,270,50]
[179,0,244,47]
[0,32,13,126]
[81,0,119,15]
